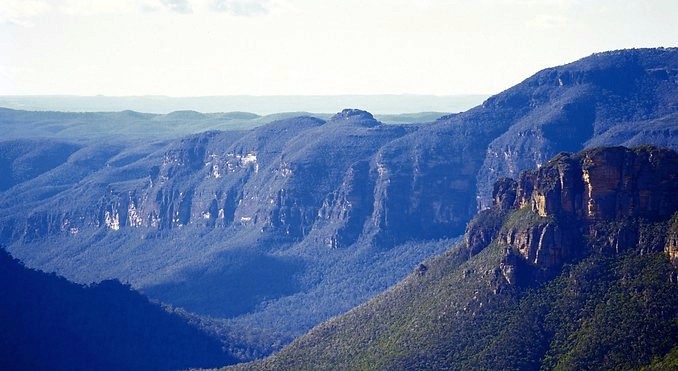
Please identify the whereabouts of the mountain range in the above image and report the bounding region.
[1,47,677,361]
[0,107,450,142]
[0,94,485,116]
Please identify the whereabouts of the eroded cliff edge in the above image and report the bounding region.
[466,145,678,284]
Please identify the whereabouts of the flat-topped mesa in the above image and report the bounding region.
[329,109,380,127]
[513,146,678,221]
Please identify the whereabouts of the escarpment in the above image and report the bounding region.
[3,49,678,255]
[468,146,678,283]
[514,146,678,221]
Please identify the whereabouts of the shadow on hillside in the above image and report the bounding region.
[142,250,305,318]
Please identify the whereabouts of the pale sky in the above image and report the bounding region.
[1,0,676,96]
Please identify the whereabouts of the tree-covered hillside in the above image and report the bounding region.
[0,249,234,370]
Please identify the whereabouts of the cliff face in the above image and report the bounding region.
[0,114,413,246]
[514,146,678,221]
[483,146,678,282]
[666,214,678,269]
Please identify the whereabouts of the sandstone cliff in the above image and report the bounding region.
[465,146,678,283]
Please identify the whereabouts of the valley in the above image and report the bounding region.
[238,145,678,370]
[1,48,677,364]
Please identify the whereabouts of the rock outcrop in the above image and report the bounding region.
[471,146,678,282]
[666,213,678,268]
[514,146,678,221]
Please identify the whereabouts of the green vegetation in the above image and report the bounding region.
[501,205,552,231]
[642,347,678,370]
[238,217,677,370]
[539,252,675,370]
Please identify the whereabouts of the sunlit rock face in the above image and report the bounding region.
[514,146,678,222]
[666,215,678,268]
[474,146,678,280]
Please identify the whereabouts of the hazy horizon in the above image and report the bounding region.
[0,94,488,115]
